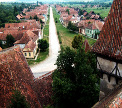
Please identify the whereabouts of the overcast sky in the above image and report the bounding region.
[0,0,94,3]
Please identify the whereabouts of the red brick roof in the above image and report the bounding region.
[92,0,122,60]
[14,30,38,44]
[83,12,88,16]
[24,40,36,52]
[14,32,31,44]
[34,73,53,106]
[0,47,2,51]
[83,39,91,52]
[0,46,41,108]
[0,30,23,41]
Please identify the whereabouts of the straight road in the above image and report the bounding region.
[31,7,60,78]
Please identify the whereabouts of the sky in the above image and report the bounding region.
[0,0,94,3]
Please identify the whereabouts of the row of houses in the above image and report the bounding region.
[55,5,104,39]
[0,4,49,59]
[17,4,48,23]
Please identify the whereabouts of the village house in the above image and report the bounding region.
[16,5,48,23]
[14,30,39,59]
[0,20,41,59]
[92,0,122,101]
[78,19,104,39]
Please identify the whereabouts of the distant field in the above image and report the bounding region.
[80,7,111,18]
[53,8,96,48]
[62,3,110,18]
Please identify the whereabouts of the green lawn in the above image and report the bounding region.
[43,8,50,42]
[53,8,96,48]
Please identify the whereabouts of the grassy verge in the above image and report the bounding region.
[53,8,96,48]
[27,49,49,66]
[27,8,50,66]
[43,8,50,42]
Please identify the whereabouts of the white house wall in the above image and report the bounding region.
[97,57,122,76]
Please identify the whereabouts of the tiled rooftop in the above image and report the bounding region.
[0,46,41,108]
[92,0,122,60]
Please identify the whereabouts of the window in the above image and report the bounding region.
[25,53,27,56]
[29,52,31,56]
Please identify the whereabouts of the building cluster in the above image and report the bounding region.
[55,5,104,39]
[17,4,48,23]
[0,0,121,108]
[0,4,48,59]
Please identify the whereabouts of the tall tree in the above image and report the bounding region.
[72,34,83,49]
[0,40,3,48]
[38,39,49,51]
[66,9,70,15]
[6,34,15,47]
[33,15,39,21]
[78,9,83,16]
[14,6,18,15]
[52,47,99,108]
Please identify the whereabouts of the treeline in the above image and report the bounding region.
[0,3,37,28]
[59,2,112,8]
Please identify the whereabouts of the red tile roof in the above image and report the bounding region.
[93,82,122,108]
[14,29,38,44]
[92,0,122,60]
[0,30,23,41]
[83,39,91,52]
[0,47,2,51]
[24,40,36,52]
[14,32,31,44]
[83,12,88,16]
[0,46,41,108]
[34,73,53,106]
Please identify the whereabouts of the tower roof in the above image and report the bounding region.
[92,0,122,60]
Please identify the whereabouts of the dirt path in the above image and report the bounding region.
[31,7,60,78]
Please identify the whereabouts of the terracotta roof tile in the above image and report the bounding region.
[23,40,36,52]
[92,0,122,60]
[14,32,31,44]
[0,46,41,108]
[83,39,91,52]
[0,47,2,51]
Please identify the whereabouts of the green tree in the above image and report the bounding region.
[66,9,70,15]
[52,47,99,108]
[38,39,49,51]
[72,34,83,49]
[78,9,83,16]
[40,19,44,24]
[33,15,39,21]
[29,16,32,20]
[9,90,30,108]
[14,6,18,15]
[6,34,15,47]
[67,21,72,30]
[0,40,3,48]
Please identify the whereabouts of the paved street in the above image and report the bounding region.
[31,7,60,78]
